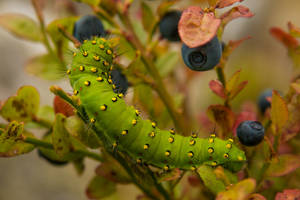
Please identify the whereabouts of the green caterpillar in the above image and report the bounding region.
[67,37,246,172]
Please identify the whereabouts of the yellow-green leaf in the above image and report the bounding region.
[266,154,300,177]
[216,178,256,200]
[0,121,35,157]
[141,1,156,33]
[0,86,40,122]
[0,13,42,42]
[25,54,66,80]
[271,90,288,134]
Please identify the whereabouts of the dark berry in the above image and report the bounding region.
[237,120,265,146]
[181,36,222,71]
[159,11,182,42]
[257,89,273,113]
[37,149,68,166]
[73,15,105,43]
[111,69,129,94]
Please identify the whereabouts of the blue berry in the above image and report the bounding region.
[257,89,273,113]
[111,69,129,94]
[181,36,222,71]
[159,11,182,42]
[237,120,265,146]
[37,149,68,166]
[73,15,105,43]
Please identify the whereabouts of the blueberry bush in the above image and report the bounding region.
[1,0,300,200]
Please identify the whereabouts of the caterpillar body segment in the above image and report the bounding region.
[68,37,246,172]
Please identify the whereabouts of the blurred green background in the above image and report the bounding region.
[0,0,300,199]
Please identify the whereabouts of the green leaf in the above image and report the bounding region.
[0,86,40,122]
[133,84,154,115]
[52,114,73,157]
[271,91,289,134]
[216,178,256,200]
[118,37,136,59]
[0,121,35,157]
[155,51,179,77]
[25,54,66,80]
[0,13,42,42]
[46,16,78,49]
[86,176,116,200]
[266,154,300,177]
[197,165,226,194]
[65,115,102,149]
[141,1,156,33]
[37,106,55,124]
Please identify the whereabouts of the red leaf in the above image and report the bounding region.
[275,189,300,200]
[247,194,267,200]
[270,27,298,49]
[209,80,226,99]
[53,95,74,117]
[227,36,251,53]
[221,5,254,26]
[216,0,244,9]
[178,6,221,48]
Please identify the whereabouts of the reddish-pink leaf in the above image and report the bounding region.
[207,105,235,135]
[266,154,300,177]
[270,27,298,49]
[227,36,251,53]
[221,5,254,26]
[53,95,74,117]
[178,6,221,48]
[275,189,300,200]
[216,0,244,9]
[209,80,226,99]
[288,21,300,38]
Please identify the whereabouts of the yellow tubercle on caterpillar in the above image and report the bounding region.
[211,161,217,167]
[165,151,171,157]
[143,144,149,150]
[112,97,117,102]
[118,93,124,98]
[82,51,88,57]
[132,119,137,125]
[208,147,214,154]
[84,81,91,86]
[99,44,105,49]
[188,151,194,158]
[108,79,113,84]
[66,69,71,75]
[91,67,98,73]
[163,165,169,171]
[79,66,85,71]
[191,166,197,171]
[189,139,196,146]
[121,130,128,136]
[168,136,174,143]
[149,131,155,138]
[103,60,109,66]
[73,90,79,95]
[238,156,244,161]
[90,118,96,123]
[100,38,106,42]
[210,134,216,138]
[100,104,107,111]
[135,110,140,116]
[96,77,103,82]
[191,132,197,138]
[169,128,175,135]
[92,40,97,45]
[106,49,112,55]
[136,158,142,164]
[93,55,100,61]
[228,138,234,143]
[73,52,77,57]
[112,84,117,89]
[151,122,156,128]
[224,153,229,159]
[209,138,214,143]
[112,142,118,148]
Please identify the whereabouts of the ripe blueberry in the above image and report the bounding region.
[37,149,68,166]
[111,69,129,94]
[159,11,182,42]
[237,120,265,146]
[73,15,105,43]
[257,89,273,113]
[181,36,222,71]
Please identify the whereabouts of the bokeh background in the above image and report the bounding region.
[0,0,299,199]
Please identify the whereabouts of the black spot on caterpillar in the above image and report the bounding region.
[67,37,246,172]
